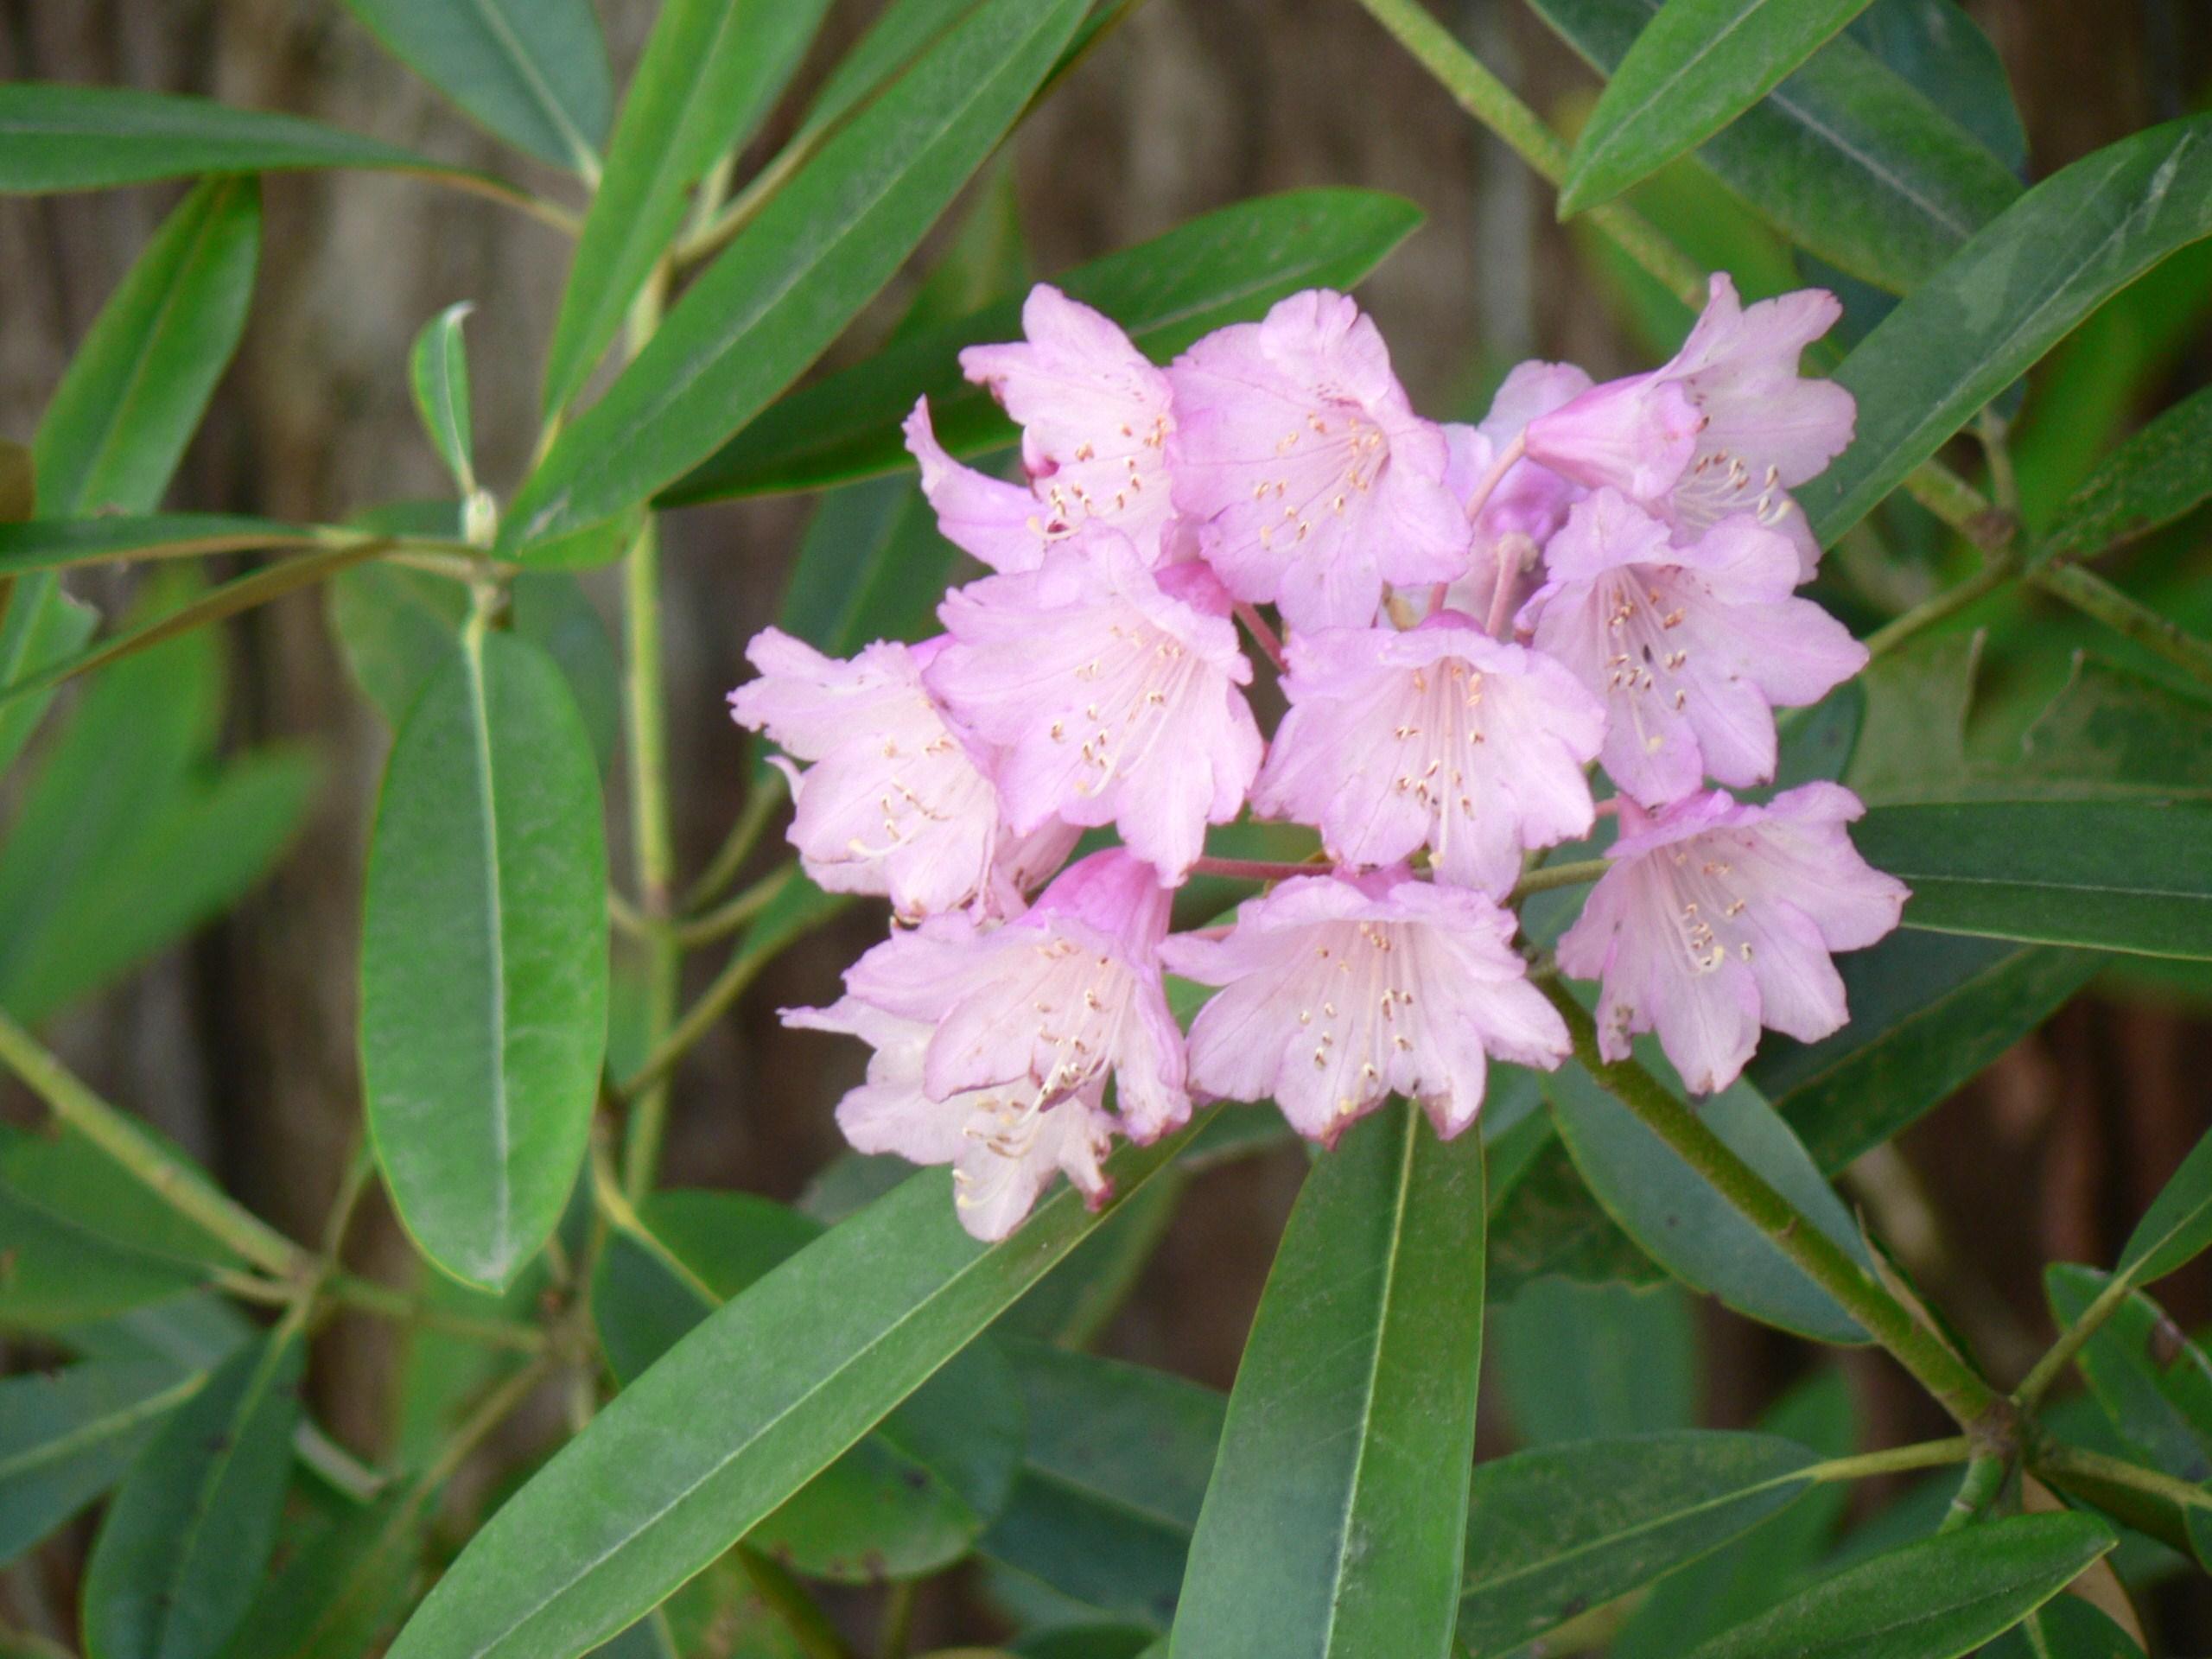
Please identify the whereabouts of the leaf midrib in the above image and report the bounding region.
[0,1369,203,1482]
[461,628,513,1279]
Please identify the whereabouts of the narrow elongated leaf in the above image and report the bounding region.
[2116,1127,2212,1287]
[340,0,611,173]
[216,1492,425,1659]
[1173,1106,1485,1659]
[2046,1266,2212,1483]
[1853,800,2212,960]
[362,628,608,1288]
[2042,383,2212,563]
[542,0,836,416]
[1847,0,2025,170]
[1492,1279,1696,1446]
[1681,1510,2114,1659]
[1750,932,2097,1169]
[410,303,477,493]
[775,474,967,660]
[1547,1065,1872,1341]
[665,189,1424,504]
[1533,0,2018,292]
[1457,1432,1821,1655]
[0,85,481,193]
[0,1362,200,1567]
[0,515,324,575]
[1561,0,1876,214]
[1487,1133,1661,1296]
[502,0,1090,550]
[1804,115,2212,547]
[384,1127,1204,1659]
[83,1332,307,1659]
[0,583,92,781]
[1979,1596,2145,1659]
[2012,657,2212,803]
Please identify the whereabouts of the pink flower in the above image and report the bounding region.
[1438,360,1593,623]
[1520,491,1866,809]
[728,630,1002,918]
[1556,784,1908,1095]
[903,286,1177,573]
[1526,276,1854,575]
[927,528,1262,885]
[1160,868,1569,1145]
[1250,614,1606,899]
[846,849,1191,1142]
[785,995,1114,1241]
[1166,289,1470,632]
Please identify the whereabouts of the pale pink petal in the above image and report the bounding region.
[904,398,1056,573]
[1523,375,1702,501]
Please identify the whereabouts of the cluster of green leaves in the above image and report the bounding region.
[2,0,2211,1656]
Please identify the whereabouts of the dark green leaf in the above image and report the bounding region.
[1681,1510,2115,1659]
[362,628,608,1288]
[0,85,481,194]
[63,1292,256,1376]
[1853,800,2212,960]
[542,0,836,415]
[1560,0,1876,216]
[1173,1106,1485,1659]
[502,0,1090,550]
[2042,383,2212,564]
[410,302,477,493]
[1493,1279,1695,1446]
[1547,1065,1873,1342]
[2116,1127,2212,1289]
[83,1332,307,1659]
[1847,0,2025,171]
[0,1362,200,1567]
[978,1344,1224,1630]
[0,515,324,575]
[1751,932,2096,1169]
[665,189,1425,504]
[384,1123,1206,1659]
[1533,0,2018,292]
[2045,1266,2212,1484]
[339,0,612,172]
[1010,1627,1158,1659]
[1486,1134,1662,1297]
[217,1492,425,1659]
[1458,1432,1822,1655]
[776,473,968,659]
[1803,115,2212,548]
[1977,1596,2145,1659]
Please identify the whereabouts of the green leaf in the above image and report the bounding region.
[0,85,486,194]
[1560,0,1876,216]
[1847,0,2024,171]
[83,1332,307,1659]
[339,0,612,173]
[1804,115,2212,548]
[1977,1596,2145,1659]
[503,0,1089,550]
[1681,1510,2115,1659]
[0,582,92,781]
[1173,1106,1485,1659]
[361,627,608,1288]
[2116,1127,2212,1289]
[1492,1279,1695,1446]
[665,188,1425,504]
[2042,383,2212,564]
[1751,932,2097,1169]
[775,474,969,660]
[2004,655,2212,803]
[0,1362,200,1567]
[216,1491,426,1659]
[1457,1432,1821,1655]
[1532,0,2018,293]
[1853,800,2212,960]
[410,303,478,494]
[0,514,324,575]
[1546,1065,1873,1342]
[591,1189,1022,1583]
[386,1128,1205,1659]
[2045,1266,2212,1484]
[1010,1627,1158,1659]
[541,0,836,416]
[1486,1132,1662,1297]
[977,1344,1224,1630]
[63,1291,256,1376]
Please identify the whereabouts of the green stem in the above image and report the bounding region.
[1861,548,2023,662]
[741,1547,858,1659]
[878,1580,918,1659]
[682,773,787,913]
[2031,1440,2212,1521]
[1510,858,1609,900]
[671,863,791,950]
[616,925,785,1104]
[1939,1452,2008,1531]
[2012,1267,2137,1412]
[1540,983,2008,1433]
[1803,1436,1975,1484]
[219,1268,548,1352]
[2028,561,2212,689]
[0,1008,305,1281]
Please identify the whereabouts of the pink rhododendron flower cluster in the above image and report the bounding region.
[736,274,1907,1239]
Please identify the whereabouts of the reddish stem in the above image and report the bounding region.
[1189,855,1329,882]
[1234,601,1287,672]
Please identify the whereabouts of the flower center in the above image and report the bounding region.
[1252,405,1389,555]
[1601,570,1694,751]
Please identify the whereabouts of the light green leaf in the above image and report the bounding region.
[2116,1127,2212,1289]
[1853,800,2212,960]
[1492,1279,1696,1446]
[1173,1105,1485,1659]
[541,0,836,416]
[383,1124,1205,1659]
[1681,1510,2115,1659]
[83,1332,307,1659]
[1803,115,2212,547]
[502,0,1090,550]
[666,188,1425,504]
[0,1362,200,1567]
[1457,1432,1821,1655]
[361,627,608,1289]
[339,0,612,173]
[1560,0,1876,216]
[1547,1065,1872,1341]
[2046,1266,2212,1484]
[2041,383,2212,564]
[410,302,477,494]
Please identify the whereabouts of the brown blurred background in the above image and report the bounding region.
[3,0,2209,1645]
